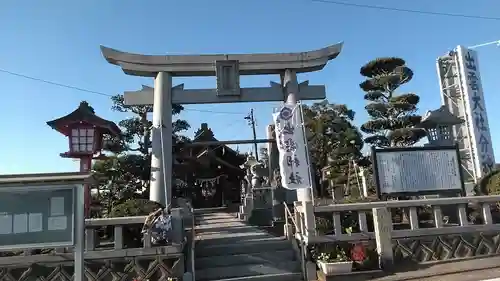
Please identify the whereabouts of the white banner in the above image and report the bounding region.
[273,104,312,190]
[456,46,495,178]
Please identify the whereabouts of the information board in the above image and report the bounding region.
[373,146,464,197]
[0,185,75,250]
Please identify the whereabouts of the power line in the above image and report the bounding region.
[0,68,111,97]
[184,108,246,115]
[311,0,500,21]
[0,68,246,115]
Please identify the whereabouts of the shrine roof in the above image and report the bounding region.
[192,123,240,156]
[47,101,121,136]
[419,105,463,127]
[100,42,343,77]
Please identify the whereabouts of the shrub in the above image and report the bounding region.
[109,199,164,248]
[109,198,164,217]
[475,169,500,196]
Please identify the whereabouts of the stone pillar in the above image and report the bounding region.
[171,208,184,244]
[150,72,173,207]
[74,184,85,281]
[267,125,279,178]
[372,207,394,269]
[302,201,316,238]
[268,125,284,221]
[282,69,312,203]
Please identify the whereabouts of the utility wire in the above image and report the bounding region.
[0,68,111,97]
[0,67,247,115]
[311,0,500,21]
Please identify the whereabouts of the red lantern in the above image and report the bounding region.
[69,126,99,155]
[47,101,121,217]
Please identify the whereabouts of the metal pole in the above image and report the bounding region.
[282,69,312,203]
[74,184,85,281]
[150,71,173,207]
[250,109,259,161]
[298,103,315,205]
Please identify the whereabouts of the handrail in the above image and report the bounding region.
[284,203,306,281]
[85,216,147,226]
[190,204,196,281]
[284,203,304,241]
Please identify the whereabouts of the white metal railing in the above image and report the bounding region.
[293,195,500,244]
[189,205,196,281]
[284,203,306,281]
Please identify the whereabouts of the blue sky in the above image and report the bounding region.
[0,0,499,174]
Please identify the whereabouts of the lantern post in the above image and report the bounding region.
[47,101,121,217]
[418,105,464,147]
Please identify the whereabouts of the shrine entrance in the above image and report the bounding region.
[192,176,224,209]
[100,43,342,206]
[174,123,245,209]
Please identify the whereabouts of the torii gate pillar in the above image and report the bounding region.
[282,69,313,202]
[150,72,173,205]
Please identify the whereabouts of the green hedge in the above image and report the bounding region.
[108,199,164,248]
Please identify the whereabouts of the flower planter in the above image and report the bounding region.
[317,260,353,276]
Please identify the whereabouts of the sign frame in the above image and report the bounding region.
[0,184,79,251]
[371,144,466,200]
[0,172,88,281]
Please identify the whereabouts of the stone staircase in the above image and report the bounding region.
[194,208,303,281]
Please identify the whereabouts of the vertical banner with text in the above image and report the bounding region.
[456,46,495,178]
[273,104,312,190]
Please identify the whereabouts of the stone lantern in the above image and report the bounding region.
[418,105,463,146]
[242,155,262,190]
[47,101,121,217]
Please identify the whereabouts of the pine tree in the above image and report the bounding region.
[359,57,426,147]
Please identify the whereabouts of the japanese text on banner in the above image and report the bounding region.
[460,48,495,177]
[273,105,311,189]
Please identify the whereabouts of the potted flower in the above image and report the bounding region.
[316,246,352,276]
[351,243,377,271]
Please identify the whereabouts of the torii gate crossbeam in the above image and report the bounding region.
[100,43,343,207]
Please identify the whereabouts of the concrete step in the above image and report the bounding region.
[196,213,237,219]
[195,262,301,281]
[196,217,240,224]
[205,272,302,281]
[196,218,238,224]
[194,207,229,214]
[196,238,291,257]
[196,221,249,230]
[196,211,236,218]
[196,224,270,234]
[197,233,282,246]
[196,249,296,269]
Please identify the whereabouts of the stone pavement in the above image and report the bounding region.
[370,255,500,281]
[194,208,302,281]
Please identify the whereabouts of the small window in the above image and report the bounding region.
[71,128,95,153]
[438,125,450,140]
[428,128,438,141]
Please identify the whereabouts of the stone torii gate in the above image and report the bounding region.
[100,43,343,207]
